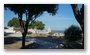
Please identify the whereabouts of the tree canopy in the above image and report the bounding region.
[29,20,45,30]
[4,4,58,33]
[4,4,59,48]
[64,25,82,42]
[8,17,45,30]
[8,17,20,27]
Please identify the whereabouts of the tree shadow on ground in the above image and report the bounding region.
[4,36,83,49]
[4,37,22,44]
[23,36,83,49]
[4,33,14,36]
[20,36,64,49]
[29,36,64,44]
[20,43,44,49]
[64,41,84,49]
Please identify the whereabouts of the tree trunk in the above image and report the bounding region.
[18,13,27,49]
[22,33,26,49]
[80,23,84,49]
[21,21,29,49]
[71,4,84,48]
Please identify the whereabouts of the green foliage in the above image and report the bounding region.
[5,4,58,48]
[27,31,32,35]
[8,17,20,28]
[5,4,58,33]
[29,20,45,30]
[8,20,13,27]
[64,25,82,42]
[8,17,45,30]
[48,32,54,36]
[4,27,8,29]
[4,4,58,18]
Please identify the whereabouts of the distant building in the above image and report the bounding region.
[30,27,52,34]
[4,27,15,33]
[4,27,52,34]
[28,29,36,33]
[4,27,65,37]
[47,27,51,33]
[53,33,64,37]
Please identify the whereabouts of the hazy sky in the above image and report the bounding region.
[4,4,82,30]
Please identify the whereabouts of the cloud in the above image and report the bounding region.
[36,13,73,22]
[36,12,80,30]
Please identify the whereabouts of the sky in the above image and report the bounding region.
[4,4,82,31]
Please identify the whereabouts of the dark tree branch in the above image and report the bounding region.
[71,4,84,49]
[71,4,81,23]
[18,13,25,33]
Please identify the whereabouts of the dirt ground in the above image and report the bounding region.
[4,36,34,49]
[4,35,64,49]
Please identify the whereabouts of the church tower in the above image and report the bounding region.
[48,27,51,33]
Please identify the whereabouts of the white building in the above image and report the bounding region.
[47,27,51,33]
[4,27,52,34]
[4,27,15,33]
[28,29,36,33]
[53,33,64,37]
[4,27,65,37]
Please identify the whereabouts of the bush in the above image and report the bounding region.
[48,32,54,36]
[27,31,32,34]
[64,25,82,42]
[4,27,8,29]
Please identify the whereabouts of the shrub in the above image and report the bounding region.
[48,32,54,36]
[27,31,32,34]
[64,25,82,42]
[4,27,8,29]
